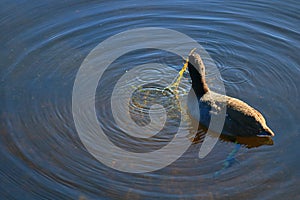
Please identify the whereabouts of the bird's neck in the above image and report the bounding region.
[191,78,209,99]
[189,63,209,99]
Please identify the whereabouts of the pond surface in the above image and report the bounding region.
[1,1,300,199]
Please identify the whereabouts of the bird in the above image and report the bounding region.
[187,52,275,137]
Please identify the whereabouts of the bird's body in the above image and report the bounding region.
[187,52,274,137]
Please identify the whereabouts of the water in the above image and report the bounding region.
[1,1,300,199]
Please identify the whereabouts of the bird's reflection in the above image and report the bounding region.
[190,122,274,148]
[188,121,274,177]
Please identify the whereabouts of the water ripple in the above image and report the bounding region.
[1,1,300,199]
[220,67,252,84]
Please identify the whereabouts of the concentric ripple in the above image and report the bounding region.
[220,67,252,84]
[1,1,300,200]
[129,85,179,125]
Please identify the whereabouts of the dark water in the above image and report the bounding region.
[1,1,300,199]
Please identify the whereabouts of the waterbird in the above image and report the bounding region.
[187,52,275,137]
